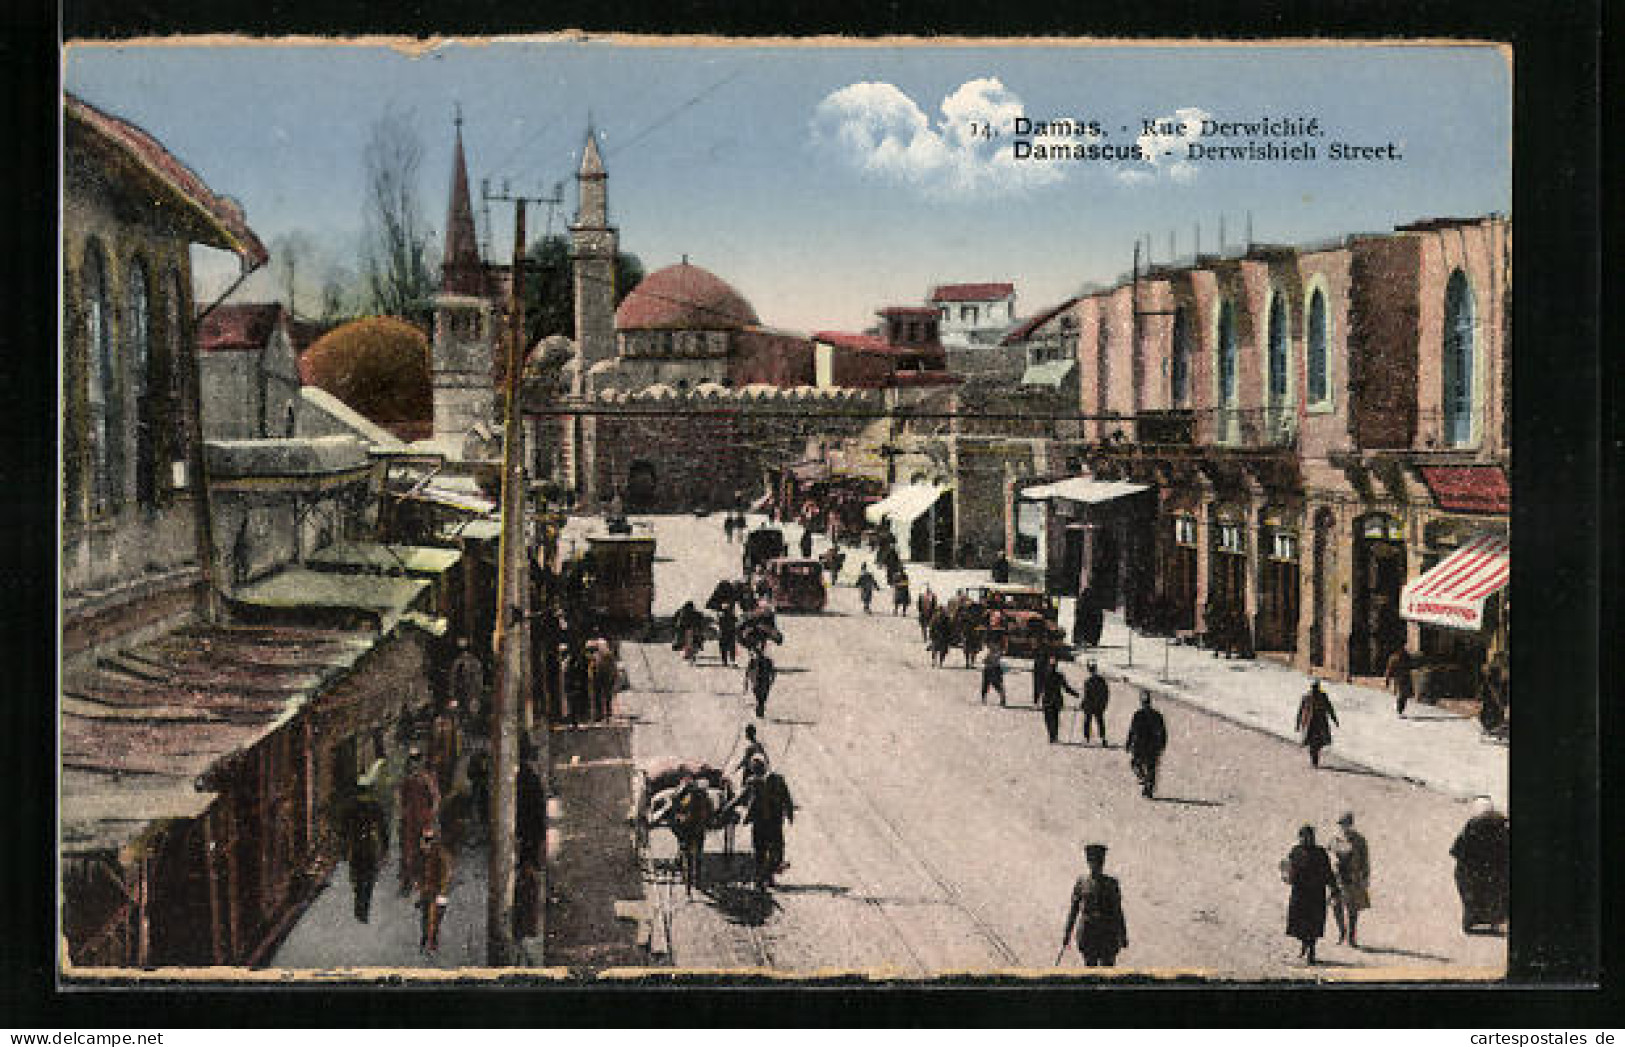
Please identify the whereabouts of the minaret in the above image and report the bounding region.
[570,128,618,386]
[431,107,498,450]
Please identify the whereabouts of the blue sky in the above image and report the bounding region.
[65,38,1510,331]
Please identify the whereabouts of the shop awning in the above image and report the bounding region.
[1019,359,1077,389]
[1021,477,1149,504]
[1418,465,1509,515]
[865,483,949,527]
[306,541,462,577]
[1400,533,1509,630]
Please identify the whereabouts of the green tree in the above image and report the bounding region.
[520,234,644,347]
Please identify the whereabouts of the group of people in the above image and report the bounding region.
[675,576,788,719]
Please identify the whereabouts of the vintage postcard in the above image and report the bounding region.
[58,35,1515,984]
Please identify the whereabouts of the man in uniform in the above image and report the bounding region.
[1060,843,1128,967]
[1081,661,1111,746]
[1041,647,1079,744]
[1125,692,1169,798]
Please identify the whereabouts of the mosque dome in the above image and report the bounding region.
[614,260,760,332]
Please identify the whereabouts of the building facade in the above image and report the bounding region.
[197,303,303,440]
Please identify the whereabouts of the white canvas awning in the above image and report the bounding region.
[1020,477,1149,504]
[1401,533,1509,631]
[865,484,948,527]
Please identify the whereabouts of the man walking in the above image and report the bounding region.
[732,723,771,781]
[928,609,953,668]
[799,526,814,559]
[1330,811,1372,947]
[397,747,440,895]
[1032,643,1056,707]
[733,756,795,889]
[1041,649,1079,744]
[917,584,939,642]
[892,571,911,616]
[417,826,452,954]
[1060,843,1128,967]
[447,638,486,726]
[1081,661,1111,746]
[747,649,778,718]
[1125,692,1169,798]
[429,700,463,795]
[980,633,1008,706]
[1296,679,1339,768]
[717,604,739,667]
[341,779,388,922]
[1385,645,1415,717]
[856,564,879,614]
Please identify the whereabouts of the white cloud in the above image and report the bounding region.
[1118,107,1211,185]
[810,78,1087,199]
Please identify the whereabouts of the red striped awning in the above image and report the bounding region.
[1400,533,1509,630]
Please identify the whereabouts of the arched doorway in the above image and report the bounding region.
[1205,502,1248,642]
[626,460,658,512]
[1165,511,1198,632]
[1351,512,1407,676]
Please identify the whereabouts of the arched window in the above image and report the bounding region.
[1170,305,1191,406]
[1443,269,1476,446]
[1216,299,1238,441]
[1306,288,1329,406]
[127,258,156,506]
[82,241,122,516]
[1266,292,1289,407]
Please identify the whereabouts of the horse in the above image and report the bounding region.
[667,784,717,896]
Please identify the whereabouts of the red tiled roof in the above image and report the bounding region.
[1001,297,1080,345]
[65,93,268,268]
[880,306,938,317]
[615,261,760,331]
[813,331,895,354]
[930,282,1015,303]
[197,302,285,354]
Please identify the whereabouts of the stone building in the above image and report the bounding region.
[196,302,303,440]
[1005,215,1510,690]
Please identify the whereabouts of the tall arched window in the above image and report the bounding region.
[1216,299,1238,441]
[1170,305,1191,406]
[1267,292,1289,407]
[1443,269,1476,446]
[127,258,156,506]
[1306,288,1329,406]
[82,241,122,516]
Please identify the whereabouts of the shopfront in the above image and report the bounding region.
[1163,512,1199,633]
[1205,503,1249,645]
[1401,527,1508,703]
[1352,512,1408,676]
[1256,506,1301,653]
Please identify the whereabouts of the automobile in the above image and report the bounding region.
[742,527,787,574]
[764,557,828,612]
[965,583,1067,657]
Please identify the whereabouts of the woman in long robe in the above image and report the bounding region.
[1283,825,1341,964]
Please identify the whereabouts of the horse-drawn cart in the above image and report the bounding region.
[633,761,739,895]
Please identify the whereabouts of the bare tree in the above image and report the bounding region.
[362,104,437,322]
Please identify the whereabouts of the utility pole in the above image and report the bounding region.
[483,177,564,967]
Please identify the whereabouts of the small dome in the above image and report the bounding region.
[615,261,760,332]
[527,334,575,370]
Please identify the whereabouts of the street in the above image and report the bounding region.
[625,514,1507,978]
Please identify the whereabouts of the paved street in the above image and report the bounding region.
[624,513,1506,979]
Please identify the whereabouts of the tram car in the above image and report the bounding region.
[562,531,657,631]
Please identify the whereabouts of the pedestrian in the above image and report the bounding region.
[1032,643,1056,706]
[799,526,814,559]
[928,609,953,668]
[588,637,618,720]
[732,756,795,889]
[1074,587,1104,649]
[856,564,879,614]
[429,700,463,795]
[980,633,1008,705]
[1295,678,1338,768]
[732,722,771,781]
[1125,692,1168,798]
[717,604,739,667]
[1385,645,1415,717]
[1450,797,1509,933]
[563,642,590,724]
[892,571,911,616]
[1081,660,1110,746]
[340,779,388,923]
[961,615,984,668]
[397,747,440,895]
[1060,843,1128,967]
[1329,811,1372,947]
[917,584,939,641]
[417,826,452,954]
[1282,825,1341,964]
[447,637,486,725]
[1041,650,1079,744]
[748,649,778,718]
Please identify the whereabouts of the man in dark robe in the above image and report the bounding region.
[1074,588,1105,649]
[1125,692,1169,798]
[1081,661,1111,745]
[1296,679,1339,767]
[1451,797,1509,932]
[717,604,739,667]
[748,650,778,719]
[733,757,795,889]
[1041,651,1079,744]
[1385,645,1415,717]
[799,527,814,559]
[856,565,879,614]
[1032,644,1056,706]
[341,781,389,922]
[1061,843,1128,966]
[397,748,440,895]
[1283,824,1341,964]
